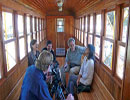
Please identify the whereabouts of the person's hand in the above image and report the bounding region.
[77,78,80,86]
[46,74,52,83]
[66,94,74,100]
[64,62,68,69]
[77,74,82,86]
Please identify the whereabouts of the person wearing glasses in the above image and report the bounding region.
[61,37,86,86]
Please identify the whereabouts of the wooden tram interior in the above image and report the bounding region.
[0,0,130,100]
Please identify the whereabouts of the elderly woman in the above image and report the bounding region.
[20,50,53,100]
[67,44,95,96]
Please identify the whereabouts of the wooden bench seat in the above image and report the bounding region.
[78,91,95,100]
[77,73,114,100]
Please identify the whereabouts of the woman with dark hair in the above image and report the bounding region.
[67,44,95,96]
[28,39,40,66]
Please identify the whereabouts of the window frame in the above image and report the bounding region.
[101,9,116,72]
[17,13,26,60]
[1,8,18,77]
[94,13,102,59]
[56,18,65,33]
[115,5,129,81]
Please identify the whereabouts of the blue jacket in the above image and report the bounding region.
[20,65,52,100]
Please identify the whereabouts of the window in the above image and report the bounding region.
[27,35,31,52]
[85,16,88,32]
[36,18,39,44]
[75,29,77,38]
[3,12,14,40]
[0,67,2,79]
[27,16,31,34]
[96,14,101,35]
[19,38,25,59]
[37,18,39,32]
[122,7,129,43]
[116,7,129,79]
[94,14,101,58]
[32,17,36,39]
[18,15,24,37]
[116,46,126,79]
[81,17,84,43]
[105,11,115,39]
[39,19,42,42]
[77,30,78,40]
[27,16,31,52]
[88,35,93,44]
[102,40,113,69]
[102,10,115,69]
[90,15,93,33]
[88,15,94,45]
[80,18,82,30]
[18,15,25,60]
[2,11,16,71]
[57,18,64,32]
[84,33,87,46]
[5,41,16,71]
[84,16,88,46]
[41,19,44,41]
[94,37,100,58]
[79,30,81,41]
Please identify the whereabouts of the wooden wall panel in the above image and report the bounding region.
[0,57,28,100]
[65,17,74,49]
[46,17,56,51]
[0,1,46,100]
[46,16,74,52]
[95,62,121,100]
[0,39,47,100]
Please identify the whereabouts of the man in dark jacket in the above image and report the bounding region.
[41,40,56,62]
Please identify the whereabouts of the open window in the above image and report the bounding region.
[27,15,31,52]
[36,18,39,44]
[32,17,36,39]
[88,15,93,44]
[81,17,84,43]
[18,14,26,60]
[102,10,115,69]
[2,11,16,71]
[116,7,129,79]
[94,14,101,59]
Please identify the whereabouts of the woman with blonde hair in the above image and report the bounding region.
[20,50,53,100]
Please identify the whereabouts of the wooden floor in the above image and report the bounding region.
[56,57,65,68]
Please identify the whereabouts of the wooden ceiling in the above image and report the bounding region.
[15,0,101,16]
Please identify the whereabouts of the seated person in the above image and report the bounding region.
[67,44,95,96]
[41,40,56,62]
[28,39,40,66]
[61,38,86,86]
[19,50,53,100]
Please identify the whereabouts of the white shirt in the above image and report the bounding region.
[79,56,94,86]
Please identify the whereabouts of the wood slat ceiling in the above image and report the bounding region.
[14,0,101,16]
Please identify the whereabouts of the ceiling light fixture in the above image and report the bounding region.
[57,0,64,12]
